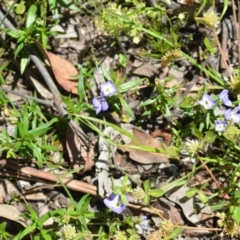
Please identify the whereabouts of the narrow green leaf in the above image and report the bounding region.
[58,0,80,11]
[194,0,207,17]
[122,175,129,185]
[5,29,18,38]
[139,98,156,107]
[143,179,151,192]
[220,0,228,19]
[198,191,208,204]
[119,78,145,92]
[26,118,58,137]
[185,188,198,198]
[15,42,24,58]
[119,96,134,118]
[25,4,37,28]
[20,54,29,74]
[101,67,112,80]
[40,145,59,151]
[78,73,85,102]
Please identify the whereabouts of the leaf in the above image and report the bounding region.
[179,96,194,108]
[0,204,27,228]
[119,78,145,92]
[47,51,78,94]
[143,179,151,192]
[118,126,169,164]
[231,206,240,223]
[26,118,58,137]
[101,67,112,80]
[232,189,240,204]
[192,127,203,139]
[119,96,134,118]
[220,0,228,19]
[118,54,128,67]
[148,188,164,197]
[204,131,217,144]
[185,188,198,198]
[26,4,37,28]
[169,227,182,239]
[15,42,24,59]
[198,191,208,204]
[210,201,229,212]
[120,194,128,205]
[20,53,29,74]
[143,194,150,204]
[139,98,156,107]
[58,0,80,11]
[78,72,85,102]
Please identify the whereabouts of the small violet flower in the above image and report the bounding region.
[52,14,60,20]
[215,120,226,132]
[134,215,150,234]
[103,193,128,214]
[224,107,240,124]
[92,95,108,114]
[100,80,117,97]
[199,93,216,109]
[219,89,232,107]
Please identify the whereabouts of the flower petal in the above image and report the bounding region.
[92,96,108,114]
[214,120,226,132]
[224,109,232,120]
[231,107,240,114]
[232,114,240,124]
[199,93,216,109]
[219,90,232,107]
[92,97,101,108]
[100,80,117,97]
[103,193,128,214]
[101,100,109,111]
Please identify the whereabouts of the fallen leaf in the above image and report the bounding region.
[0,204,27,227]
[165,185,213,227]
[0,179,19,204]
[119,126,169,164]
[47,51,78,94]
[66,126,95,173]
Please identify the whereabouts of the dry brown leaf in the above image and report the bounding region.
[65,127,95,173]
[47,51,78,94]
[0,179,19,204]
[0,204,27,227]
[119,127,169,164]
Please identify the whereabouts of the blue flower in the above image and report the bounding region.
[214,120,226,132]
[100,80,117,97]
[103,193,128,214]
[92,95,109,114]
[219,89,232,107]
[224,107,240,124]
[199,93,216,109]
[52,14,60,20]
[134,215,150,234]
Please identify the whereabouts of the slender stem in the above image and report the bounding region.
[0,87,54,106]
[213,30,233,80]
[231,0,240,69]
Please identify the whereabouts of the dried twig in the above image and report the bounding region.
[0,87,54,106]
